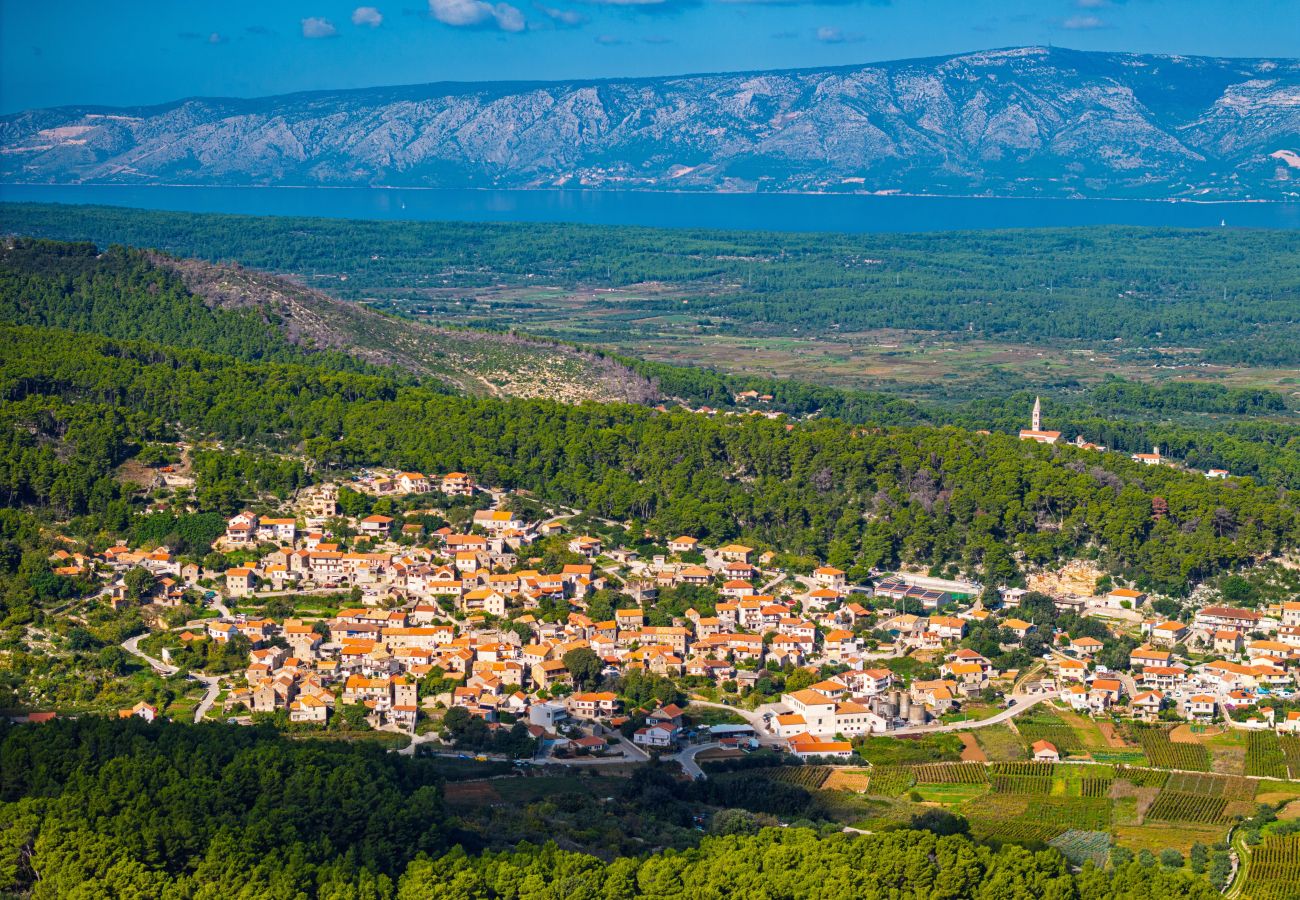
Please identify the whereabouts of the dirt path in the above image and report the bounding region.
[1096,721,1129,749]
[958,733,987,762]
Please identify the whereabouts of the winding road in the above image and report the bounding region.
[121,629,222,724]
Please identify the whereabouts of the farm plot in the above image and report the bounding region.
[991,762,1056,776]
[864,766,915,797]
[1115,766,1169,788]
[1048,830,1112,868]
[1136,727,1211,771]
[1080,778,1114,798]
[1144,790,1229,824]
[1247,731,1288,779]
[767,766,831,790]
[1243,834,1300,900]
[991,774,1054,795]
[1165,771,1256,801]
[1015,710,1084,755]
[965,795,1109,844]
[821,768,872,792]
[913,762,988,784]
[975,725,1026,762]
[1282,736,1300,778]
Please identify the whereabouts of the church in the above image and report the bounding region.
[1018,397,1061,445]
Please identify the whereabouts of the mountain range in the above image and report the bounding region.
[2,46,1298,198]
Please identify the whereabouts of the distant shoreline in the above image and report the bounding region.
[1,182,1294,205]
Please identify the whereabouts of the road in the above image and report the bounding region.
[685,700,785,746]
[891,691,1059,735]
[671,741,720,779]
[120,631,221,724]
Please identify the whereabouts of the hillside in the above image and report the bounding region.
[3,47,1298,198]
[0,238,657,404]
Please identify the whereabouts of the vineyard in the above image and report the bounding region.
[966,795,1110,844]
[1080,777,1114,798]
[1247,732,1289,779]
[1283,736,1300,778]
[1144,790,1230,824]
[992,774,1054,795]
[1015,710,1084,755]
[821,769,872,791]
[766,767,831,790]
[1115,766,1169,788]
[1048,830,1113,868]
[990,762,1057,776]
[863,766,915,797]
[1165,772,1256,801]
[1135,727,1211,771]
[1243,834,1300,900]
[912,762,988,784]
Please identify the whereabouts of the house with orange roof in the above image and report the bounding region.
[1131,690,1164,722]
[667,536,698,554]
[1031,740,1060,762]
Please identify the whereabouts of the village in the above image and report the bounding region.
[37,454,1300,775]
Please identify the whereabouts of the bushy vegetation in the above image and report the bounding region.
[0,717,1231,899]
[5,324,1297,595]
[6,205,1299,363]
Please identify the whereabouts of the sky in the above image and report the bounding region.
[2,0,1298,113]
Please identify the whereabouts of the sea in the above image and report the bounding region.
[1,184,1298,232]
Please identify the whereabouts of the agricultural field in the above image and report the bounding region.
[863,766,916,797]
[1135,727,1212,771]
[1048,830,1112,868]
[1242,834,1300,900]
[991,774,1055,795]
[1144,791,1230,825]
[766,766,831,790]
[912,762,988,784]
[974,725,1026,762]
[1283,736,1300,778]
[855,733,964,766]
[1246,731,1288,779]
[821,769,872,792]
[1165,772,1256,801]
[911,783,991,805]
[1115,766,1170,789]
[1014,710,1085,755]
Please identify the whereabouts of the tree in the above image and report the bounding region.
[563,647,603,690]
[710,809,760,836]
[123,566,155,603]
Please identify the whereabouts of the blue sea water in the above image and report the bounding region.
[2,184,1298,232]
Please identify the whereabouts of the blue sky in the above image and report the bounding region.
[2,0,1297,113]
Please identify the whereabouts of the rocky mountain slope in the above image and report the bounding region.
[3,47,1298,198]
[143,254,659,404]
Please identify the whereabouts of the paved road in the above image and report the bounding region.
[685,700,785,746]
[120,631,221,723]
[891,691,1059,735]
[671,741,720,779]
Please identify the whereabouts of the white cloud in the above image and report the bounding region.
[429,0,525,30]
[301,17,339,38]
[207,32,227,44]
[1062,14,1107,29]
[535,2,586,25]
[352,6,384,26]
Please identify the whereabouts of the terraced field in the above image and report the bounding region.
[1242,834,1300,900]
[1136,727,1212,772]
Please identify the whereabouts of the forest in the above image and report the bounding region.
[4,202,1299,365]
[3,321,1298,594]
[4,236,1299,494]
[0,718,1227,899]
